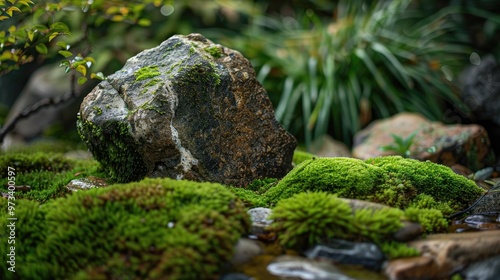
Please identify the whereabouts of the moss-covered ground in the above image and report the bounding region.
[1,147,485,276]
[233,155,483,216]
[227,154,484,258]
[0,149,105,203]
[0,176,250,279]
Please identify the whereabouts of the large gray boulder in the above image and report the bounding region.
[77,33,296,186]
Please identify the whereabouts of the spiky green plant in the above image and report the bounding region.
[380,132,417,158]
[241,0,472,148]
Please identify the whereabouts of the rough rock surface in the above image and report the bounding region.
[384,230,500,280]
[352,112,496,171]
[77,33,296,186]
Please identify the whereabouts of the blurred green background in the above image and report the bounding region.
[1,0,499,150]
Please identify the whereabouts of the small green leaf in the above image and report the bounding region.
[78,77,88,85]
[76,64,87,76]
[59,60,70,67]
[91,72,105,80]
[27,31,34,42]
[56,41,67,49]
[50,22,70,34]
[137,18,151,27]
[18,0,34,7]
[35,43,48,54]
[49,32,59,42]
[33,8,45,21]
[58,50,73,58]
[33,25,49,33]
[84,56,96,63]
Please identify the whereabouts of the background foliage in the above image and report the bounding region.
[1,0,499,149]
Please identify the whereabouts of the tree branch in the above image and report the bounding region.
[0,73,78,145]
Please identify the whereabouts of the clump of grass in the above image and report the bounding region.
[232,0,471,148]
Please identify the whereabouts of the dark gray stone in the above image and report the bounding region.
[219,273,253,280]
[231,238,263,265]
[461,254,500,280]
[304,239,386,271]
[462,55,500,126]
[77,33,296,185]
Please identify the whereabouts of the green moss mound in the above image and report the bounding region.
[0,151,73,173]
[0,151,104,203]
[269,191,445,259]
[366,156,484,214]
[264,157,387,206]
[265,156,483,215]
[270,192,354,248]
[0,199,48,276]
[270,192,405,248]
[0,178,250,280]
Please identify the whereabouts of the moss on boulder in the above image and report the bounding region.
[366,156,484,213]
[264,156,483,215]
[264,157,388,206]
[0,178,250,279]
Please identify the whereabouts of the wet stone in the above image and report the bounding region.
[463,214,499,230]
[267,255,354,280]
[304,239,386,271]
[248,207,273,238]
[461,254,500,280]
[65,177,108,192]
[231,238,263,266]
[386,230,500,280]
[219,273,253,280]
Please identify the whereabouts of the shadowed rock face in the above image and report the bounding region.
[77,33,296,186]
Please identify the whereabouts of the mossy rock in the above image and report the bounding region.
[0,151,104,203]
[264,157,388,206]
[0,178,250,279]
[365,156,484,214]
[264,156,483,215]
